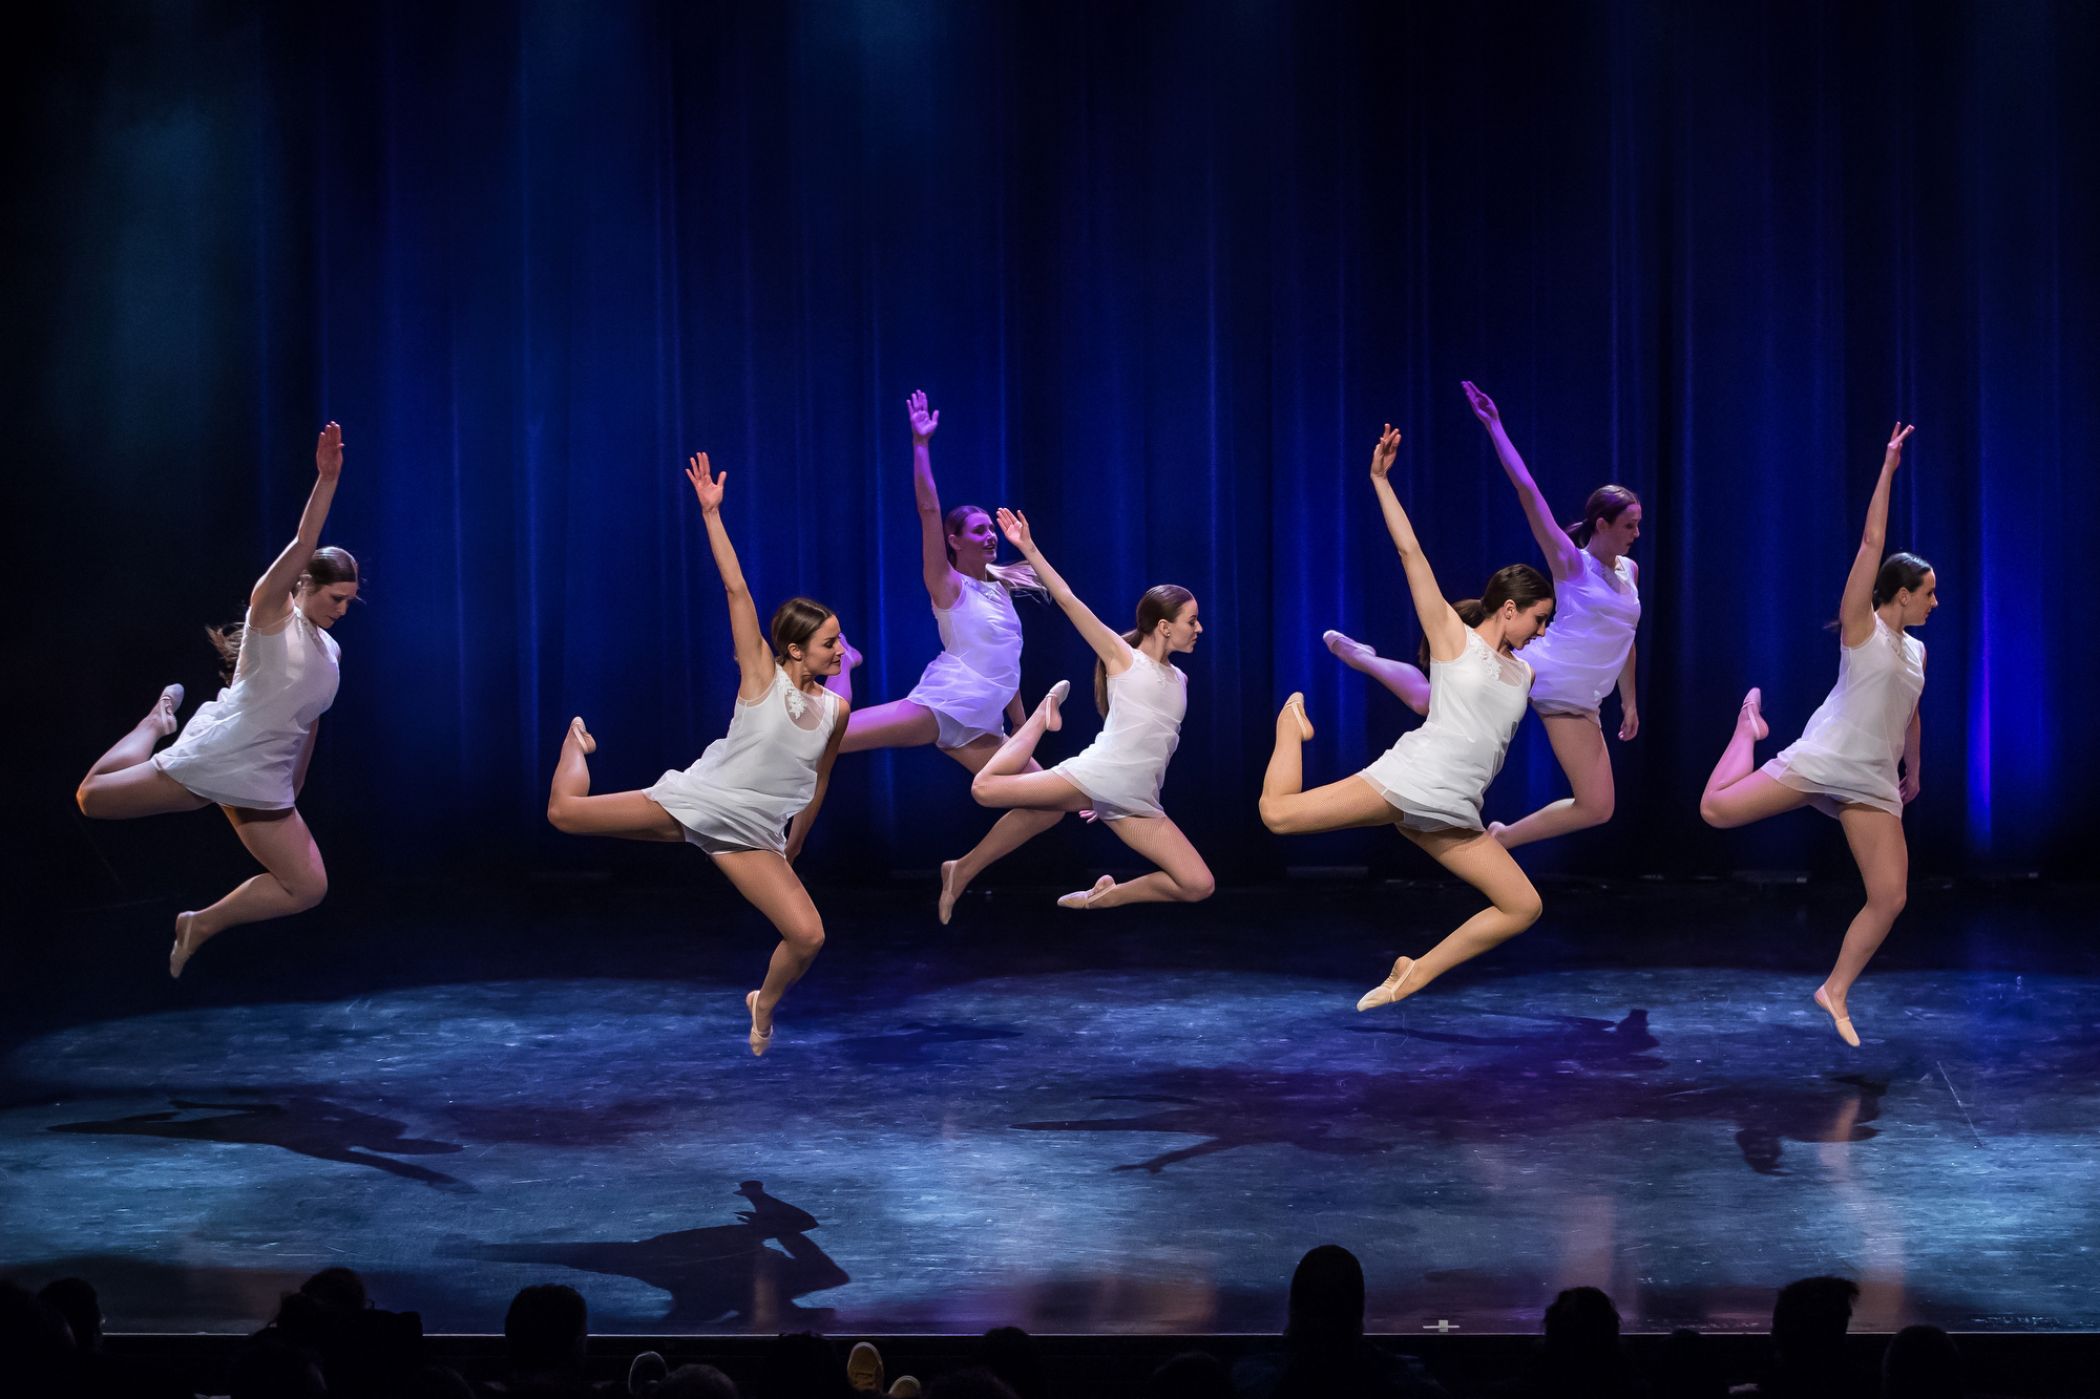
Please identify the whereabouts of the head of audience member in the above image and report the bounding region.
[299,1267,369,1314]
[755,1331,852,1399]
[0,1280,77,1392]
[1881,1325,1963,1399]
[1149,1350,1234,1399]
[228,1337,329,1399]
[979,1326,1048,1399]
[36,1276,101,1352]
[925,1370,1021,1399]
[504,1283,589,1380]
[1771,1276,1860,1370]
[1284,1244,1366,1349]
[655,1362,741,1399]
[1543,1286,1621,1361]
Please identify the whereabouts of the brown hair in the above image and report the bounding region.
[768,597,836,663]
[1564,485,1640,547]
[208,547,360,683]
[1094,584,1195,715]
[944,504,1044,596]
[1418,564,1554,667]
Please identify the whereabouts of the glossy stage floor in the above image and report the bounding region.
[3,875,2095,1337]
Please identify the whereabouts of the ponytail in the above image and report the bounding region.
[1095,584,1195,716]
[208,546,360,684]
[1565,484,1641,547]
[1416,564,1554,667]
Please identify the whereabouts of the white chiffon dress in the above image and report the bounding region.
[1051,648,1187,822]
[1762,616,1924,819]
[647,667,841,855]
[905,574,1024,750]
[1359,629,1532,832]
[153,606,340,810]
[1524,550,1640,720]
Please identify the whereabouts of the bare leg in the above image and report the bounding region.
[938,735,1065,925]
[1699,689,1812,828]
[1492,714,1615,849]
[710,849,827,1056]
[972,683,1092,810]
[171,808,329,978]
[1816,808,1909,1047]
[1325,631,1430,717]
[77,685,207,819]
[1357,827,1543,1010]
[1067,814,1215,908]
[545,718,687,840]
[836,699,941,755]
[1257,695,1396,835]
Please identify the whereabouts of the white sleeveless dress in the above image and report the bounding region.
[906,574,1024,750]
[1359,629,1532,832]
[1524,550,1640,719]
[1762,616,1924,818]
[1051,648,1187,821]
[153,606,340,810]
[646,667,841,855]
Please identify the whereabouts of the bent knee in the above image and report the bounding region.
[1867,885,1908,918]
[546,798,582,835]
[1502,891,1544,930]
[786,921,826,954]
[1574,793,1615,827]
[1698,797,1737,830]
[1179,873,1217,902]
[1257,797,1298,835]
[285,871,328,911]
[969,775,998,807]
[75,781,104,820]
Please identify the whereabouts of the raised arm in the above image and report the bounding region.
[249,422,346,626]
[995,508,1132,672]
[1463,383,1583,579]
[1838,423,1915,647]
[907,391,962,608]
[686,452,777,699]
[1369,426,1469,664]
[785,697,851,863]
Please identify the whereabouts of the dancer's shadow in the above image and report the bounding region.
[467,1180,849,1330]
[48,1096,468,1188]
[1351,1007,1667,1070]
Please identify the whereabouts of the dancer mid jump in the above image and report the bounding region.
[1327,383,1642,849]
[1262,426,1554,1010]
[76,423,358,978]
[548,453,849,1056]
[1700,424,1931,1047]
[827,392,1064,923]
[962,509,1214,911]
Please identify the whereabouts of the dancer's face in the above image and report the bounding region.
[300,582,359,629]
[797,616,847,675]
[1158,598,1204,654]
[949,511,999,570]
[1503,598,1554,649]
[1593,503,1642,556]
[1892,570,1938,628]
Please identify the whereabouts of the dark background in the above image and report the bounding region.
[8,0,2096,905]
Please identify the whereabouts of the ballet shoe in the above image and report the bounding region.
[1814,985,1861,1048]
[155,683,185,735]
[169,912,202,980]
[1040,679,1071,733]
[1355,955,1418,1012]
[1323,629,1375,663]
[938,860,961,926]
[745,990,773,1057]
[568,716,597,755]
[1281,691,1314,742]
[1057,874,1114,910]
[1740,687,1769,742]
[841,636,863,670]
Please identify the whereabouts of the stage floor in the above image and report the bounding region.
[3,877,2096,1336]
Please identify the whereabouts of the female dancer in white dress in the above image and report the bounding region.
[961,509,1215,910]
[1325,383,1641,849]
[75,423,357,978]
[825,392,1064,923]
[1261,426,1555,1009]
[547,453,849,1056]
[1699,424,1930,1047]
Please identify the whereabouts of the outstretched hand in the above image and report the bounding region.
[686,451,726,512]
[315,422,344,480]
[908,390,940,443]
[1461,381,1501,426]
[995,506,1034,553]
[1884,422,1916,471]
[1369,424,1402,479]
[1618,706,1641,742]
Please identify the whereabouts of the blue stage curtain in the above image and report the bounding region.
[17,1,2097,887]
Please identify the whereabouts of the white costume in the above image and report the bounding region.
[154,607,340,810]
[1524,550,1640,718]
[1763,616,1924,819]
[647,667,840,855]
[1051,647,1187,821]
[905,574,1024,749]
[1360,629,1531,831]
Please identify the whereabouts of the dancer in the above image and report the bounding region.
[1698,424,1929,1047]
[1325,382,1641,849]
[962,509,1214,910]
[1260,426,1554,1010]
[75,423,357,978]
[826,392,1064,923]
[546,453,849,1056]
